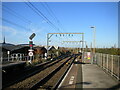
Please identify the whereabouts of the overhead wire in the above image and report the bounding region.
[2,2,64,46]
[24,1,67,46]
[2,4,31,24]
[40,2,57,23]
[1,17,30,31]
[2,3,57,36]
[42,2,72,42]
[3,2,80,47]
[40,2,68,44]
[44,2,66,31]
[38,0,64,33]
[3,3,52,34]
[3,8,30,24]
[25,1,62,33]
[44,3,83,48]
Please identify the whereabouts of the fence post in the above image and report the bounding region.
[96,53,98,65]
[111,55,114,76]
[107,54,108,72]
[101,53,103,67]
[99,53,101,66]
[118,56,120,80]
[102,54,104,68]
[94,53,96,64]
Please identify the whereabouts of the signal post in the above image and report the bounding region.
[28,33,36,64]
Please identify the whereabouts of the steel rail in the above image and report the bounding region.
[30,56,73,89]
[3,55,69,89]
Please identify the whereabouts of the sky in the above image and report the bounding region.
[0,2,118,48]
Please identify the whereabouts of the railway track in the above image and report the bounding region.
[36,54,78,90]
[4,54,78,89]
[4,54,74,89]
[3,54,69,89]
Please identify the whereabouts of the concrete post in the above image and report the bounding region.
[118,56,120,80]
[99,53,101,66]
[101,53,103,68]
[107,54,109,72]
[111,55,114,76]
[103,54,105,69]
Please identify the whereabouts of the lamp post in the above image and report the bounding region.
[90,26,96,54]
[90,26,96,64]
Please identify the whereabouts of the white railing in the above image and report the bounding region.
[1,56,32,62]
[94,53,120,81]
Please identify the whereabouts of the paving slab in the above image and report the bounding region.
[82,64,120,89]
[58,64,79,89]
[58,57,120,89]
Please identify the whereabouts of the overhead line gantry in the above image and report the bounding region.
[46,33,84,58]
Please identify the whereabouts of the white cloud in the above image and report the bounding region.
[0,25,46,44]
[0,25,44,36]
[0,25,17,35]
[41,20,47,24]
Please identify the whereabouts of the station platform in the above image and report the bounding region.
[58,58,120,89]
[0,61,26,69]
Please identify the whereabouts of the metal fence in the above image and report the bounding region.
[1,56,33,62]
[94,53,120,81]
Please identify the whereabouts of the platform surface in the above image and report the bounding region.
[58,59,120,89]
[1,61,26,68]
[82,64,119,89]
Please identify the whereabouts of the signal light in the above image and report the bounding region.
[29,41,33,47]
[29,44,33,47]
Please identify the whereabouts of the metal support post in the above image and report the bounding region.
[118,56,120,80]
[47,33,49,58]
[101,53,103,68]
[111,55,114,76]
[46,33,84,59]
[107,54,109,72]
[82,33,84,53]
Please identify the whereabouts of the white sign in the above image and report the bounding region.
[45,53,47,57]
[7,51,10,54]
[28,52,33,56]
[28,49,34,52]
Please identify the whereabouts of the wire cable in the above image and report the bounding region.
[26,1,62,33]
[2,4,31,24]
[1,17,30,31]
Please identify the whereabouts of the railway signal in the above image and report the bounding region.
[28,33,36,63]
[29,33,36,40]
[28,52,33,57]
[29,41,33,49]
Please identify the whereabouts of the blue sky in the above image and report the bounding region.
[1,2,118,48]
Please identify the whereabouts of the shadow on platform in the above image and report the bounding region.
[106,83,120,90]
[74,61,90,64]
[59,82,91,88]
